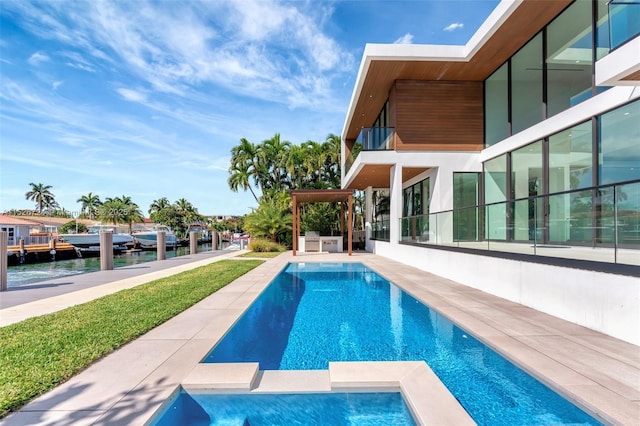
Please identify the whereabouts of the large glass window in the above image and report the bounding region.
[548,122,593,243]
[402,179,429,242]
[484,155,508,240]
[372,189,390,241]
[546,0,593,117]
[402,179,429,217]
[599,101,640,185]
[596,0,611,60]
[453,173,480,241]
[511,141,543,240]
[549,121,593,193]
[511,33,543,134]
[485,63,509,147]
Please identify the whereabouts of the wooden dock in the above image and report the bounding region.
[7,242,78,265]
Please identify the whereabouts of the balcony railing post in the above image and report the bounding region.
[614,184,618,264]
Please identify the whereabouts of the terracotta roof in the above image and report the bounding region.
[0,215,42,226]
[0,215,95,227]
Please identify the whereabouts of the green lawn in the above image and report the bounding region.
[238,251,283,258]
[0,259,263,418]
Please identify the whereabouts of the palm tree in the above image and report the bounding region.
[97,198,126,226]
[228,162,259,201]
[77,192,102,219]
[244,198,292,243]
[148,197,171,218]
[122,203,144,235]
[98,195,143,233]
[322,134,342,188]
[257,133,291,192]
[229,138,260,200]
[25,182,57,214]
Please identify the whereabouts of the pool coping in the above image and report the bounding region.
[3,252,638,425]
[175,361,474,425]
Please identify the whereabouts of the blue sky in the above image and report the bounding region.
[1,0,498,216]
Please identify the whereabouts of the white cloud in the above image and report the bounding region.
[62,51,97,72]
[28,51,49,65]
[4,0,352,111]
[444,22,464,32]
[52,81,63,90]
[116,88,147,103]
[394,33,414,44]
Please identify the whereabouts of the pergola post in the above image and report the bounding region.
[348,193,353,256]
[292,194,297,256]
[340,202,344,236]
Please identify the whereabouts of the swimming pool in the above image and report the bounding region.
[150,390,416,426]
[204,262,601,425]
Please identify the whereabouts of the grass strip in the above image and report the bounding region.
[0,259,263,418]
[238,251,283,258]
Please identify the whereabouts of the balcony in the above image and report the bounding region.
[609,0,640,50]
[345,127,394,173]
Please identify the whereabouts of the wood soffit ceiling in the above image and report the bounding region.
[346,0,573,141]
[623,69,640,81]
[291,189,353,204]
[343,165,429,190]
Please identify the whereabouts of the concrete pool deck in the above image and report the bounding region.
[1,251,638,425]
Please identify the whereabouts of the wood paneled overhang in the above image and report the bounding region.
[623,69,640,81]
[344,0,573,141]
[344,164,392,190]
[291,189,354,204]
[343,165,429,190]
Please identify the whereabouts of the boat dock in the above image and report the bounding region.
[6,241,77,266]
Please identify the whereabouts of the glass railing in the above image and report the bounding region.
[397,179,640,266]
[344,145,359,174]
[344,128,395,175]
[357,127,395,151]
[400,214,430,243]
[609,0,640,50]
[371,219,390,242]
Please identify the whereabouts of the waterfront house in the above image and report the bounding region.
[0,215,41,245]
[341,0,640,345]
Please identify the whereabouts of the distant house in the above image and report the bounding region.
[0,215,96,244]
[0,215,42,245]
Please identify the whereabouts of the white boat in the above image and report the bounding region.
[59,225,134,251]
[132,225,177,249]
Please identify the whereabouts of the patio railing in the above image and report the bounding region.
[398,179,640,266]
[609,0,640,50]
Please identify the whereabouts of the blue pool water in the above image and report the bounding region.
[150,391,416,426]
[204,262,601,425]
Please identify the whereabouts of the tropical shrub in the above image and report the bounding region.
[248,238,286,252]
[58,221,88,234]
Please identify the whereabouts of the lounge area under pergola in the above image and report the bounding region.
[291,189,353,256]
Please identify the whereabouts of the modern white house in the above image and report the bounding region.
[341,0,640,345]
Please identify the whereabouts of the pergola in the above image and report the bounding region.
[291,189,354,256]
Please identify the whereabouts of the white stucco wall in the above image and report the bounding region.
[371,241,640,346]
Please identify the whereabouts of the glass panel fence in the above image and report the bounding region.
[400,215,429,243]
[616,181,640,265]
[357,127,395,151]
[398,180,639,265]
[344,142,362,174]
[609,1,640,50]
[371,219,390,242]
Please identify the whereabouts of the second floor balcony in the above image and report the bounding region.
[345,127,394,174]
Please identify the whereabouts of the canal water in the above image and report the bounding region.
[7,242,232,288]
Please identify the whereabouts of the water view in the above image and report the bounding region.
[7,242,232,288]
